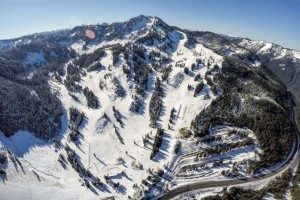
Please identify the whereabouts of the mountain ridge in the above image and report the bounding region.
[1,15,299,54]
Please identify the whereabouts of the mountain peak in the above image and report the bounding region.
[124,15,167,31]
[128,15,156,21]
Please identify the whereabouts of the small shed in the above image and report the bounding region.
[132,160,142,169]
[179,127,192,138]
[152,166,161,174]
[152,166,163,176]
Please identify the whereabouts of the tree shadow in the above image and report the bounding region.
[98,183,111,193]
[79,115,89,131]
[56,106,69,141]
[155,104,167,128]
[135,98,146,116]
[70,113,89,148]
[113,109,127,128]
[32,170,41,182]
[146,71,156,95]
[75,142,86,154]
[127,154,136,160]
[187,70,195,78]
[69,93,81,103]
[0,106,70,157]
[132,71,155,117]
[192,65,202,72]
[201,85,210,95]
[94,155,107,166]
[0,173,7,184]
[117,184,127,195]
[15,157,26,174]
[151,132,171,162]
[88,185,99,195]
[0,132,48,157]
[7,153,19,173]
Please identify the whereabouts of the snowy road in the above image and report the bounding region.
[160,92,300,200]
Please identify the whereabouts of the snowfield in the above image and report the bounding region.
[0,16,298,200]
[0,28,223,199]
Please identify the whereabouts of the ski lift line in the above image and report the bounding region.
[88,143,91,167]
[177,105,182,119]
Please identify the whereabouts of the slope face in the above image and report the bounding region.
[0,16,297,199]
[233,38,300,96]
[0,41,72,139]
[190,30,300,106]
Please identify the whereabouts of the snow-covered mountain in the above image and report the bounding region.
[188,30,300,97]
[0,15,299,200]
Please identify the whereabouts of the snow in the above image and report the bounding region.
[166,30,223,83]
[238,39,274,55]
[167,126,261,190]
[0,182,78,200]
[293,50,300,60]
[70,40,86,55]
[251,59,261,67]
[0,40,14,49]
[0,131,47,157]
[0,27,225,199]
[71,39,130,55]
[218,33,235,40]
[258,42,272,53]
[224,49,232,56]
[2,20,297,200]
[171,126,300,200]
[124,16,155,39]
[23,51,46,67]
[70,17,158,55]
[237,39,300,65]
[172,187,223,200]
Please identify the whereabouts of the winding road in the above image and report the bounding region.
[159,91,300,200]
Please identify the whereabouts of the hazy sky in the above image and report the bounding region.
[1,0,299,50]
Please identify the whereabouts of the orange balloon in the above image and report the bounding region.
[85,30,95,39]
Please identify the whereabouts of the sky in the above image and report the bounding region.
[1,0,299,50]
